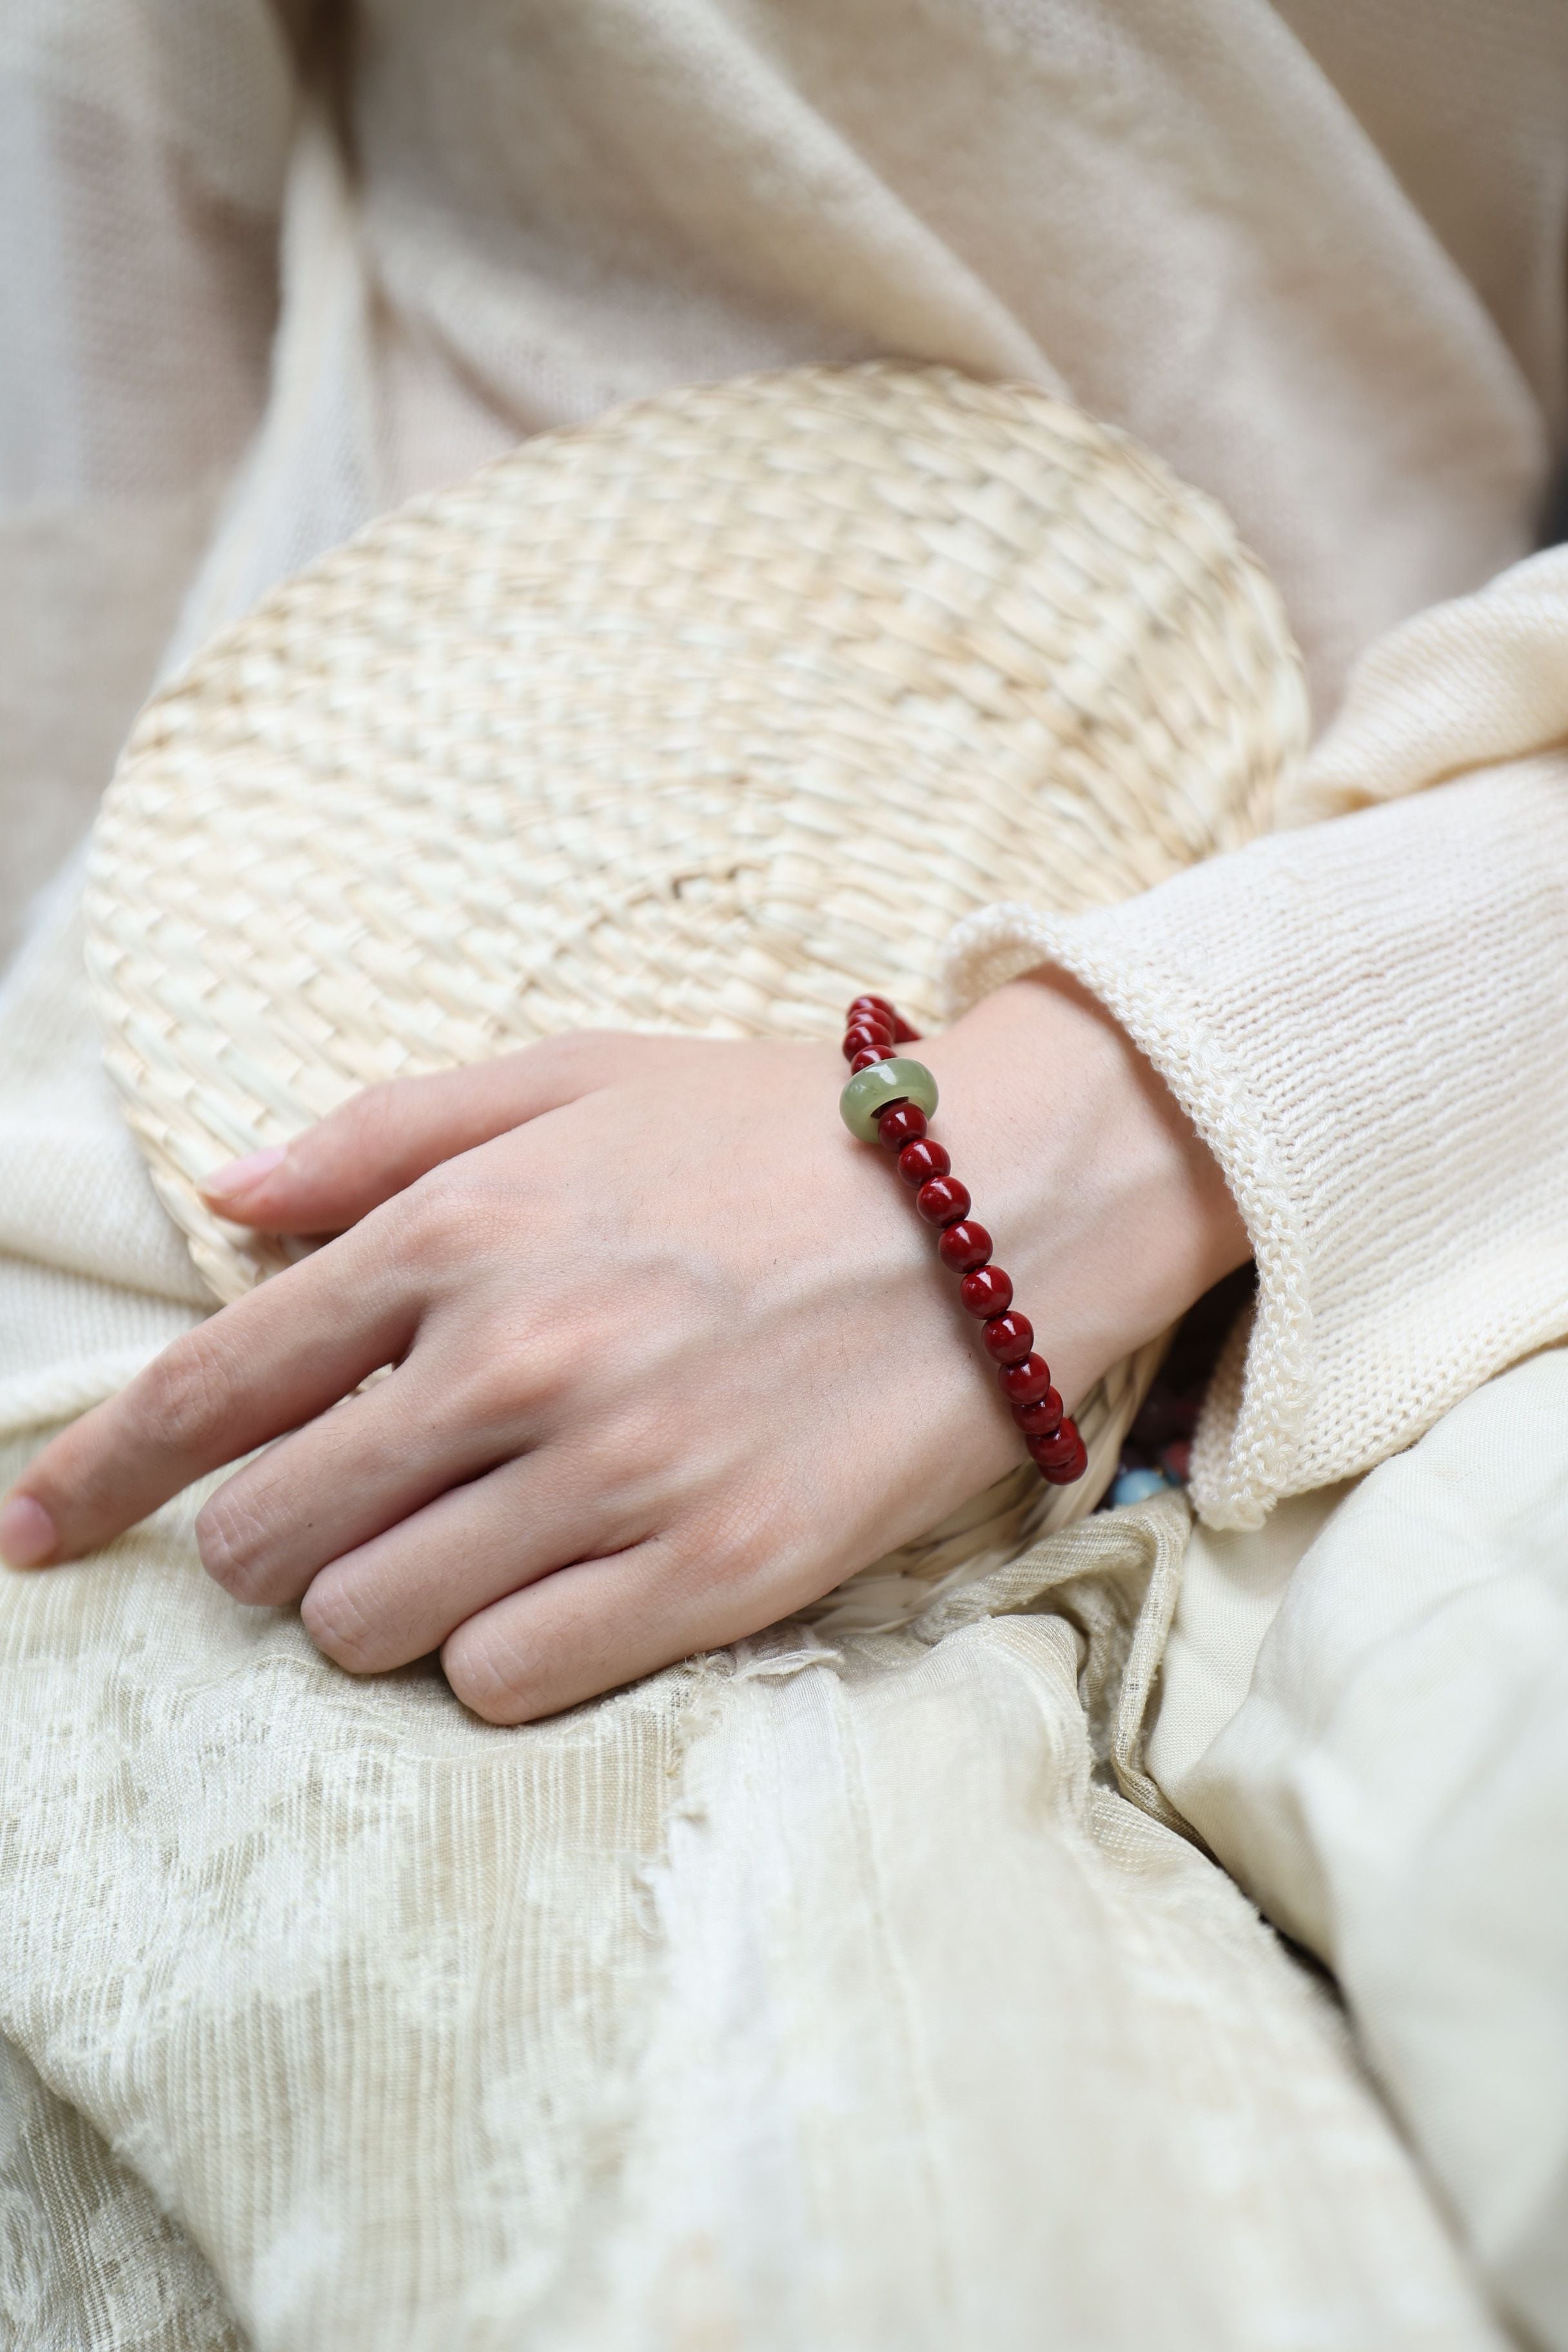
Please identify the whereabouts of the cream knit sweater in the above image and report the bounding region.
[5,8,1568,2347]
[5,0,1568,1529]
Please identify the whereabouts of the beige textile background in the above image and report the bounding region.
[4,3,1568,2346]
[0,1451,1509,2352]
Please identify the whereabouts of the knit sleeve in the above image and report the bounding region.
[943,549,1568,1530]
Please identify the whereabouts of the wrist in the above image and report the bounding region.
[918,972,1250,1406]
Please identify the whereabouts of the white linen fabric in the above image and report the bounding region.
[1150,1347,1568,2352]
[0,1465,1507,2352]
[4,1,1568,2346]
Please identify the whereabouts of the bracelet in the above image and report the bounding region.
[838,995,1088,1486]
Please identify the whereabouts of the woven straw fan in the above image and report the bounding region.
[86,364,1306,1631]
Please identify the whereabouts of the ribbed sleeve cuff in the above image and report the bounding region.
[943,758,1568,1528]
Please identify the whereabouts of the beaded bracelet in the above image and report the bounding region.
[838,994,1088,1486]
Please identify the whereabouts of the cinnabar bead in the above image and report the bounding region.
[916,1175,971,1226]
[1012,1387,1063,1436]
[848,994,897,1024]
[896,1137,950,1184]
[850,1046,896,1073]
[982,1312,1034,1365]
[1033,1423,1087,1482]
[998,1353,1054,1406]
[1027,1429,1073,1465]
[937,1219,992,1273]
[1046,1434,1088,1484]
[1030,1439,1081,1476]
[892,1014,921,1044]
[843,1020,894,1061]
[1030,1416,1081,1458]
[877,1102,928,1150]
[959,1264,1012,1318]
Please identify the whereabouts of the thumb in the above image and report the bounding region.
[198,1031,649,1233]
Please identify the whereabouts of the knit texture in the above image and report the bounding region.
[947,554,1568,1526]
[5,2,1568,2344]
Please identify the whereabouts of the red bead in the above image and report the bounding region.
[843,1020,894,1061]
[850,1047,897,1073]
[959,1265,1012,1318]
[848,994,897,1024]
[1028,1417,1081,1463]
[896,1137,949,1184]
[998,1353,1053,1406]
[1011,1387,1063,1436]
[877,1102,928,1150]
[982,1312,1034,1365]
[892,1015,921,1044]
[1032,1422,1087,1482]
[1046,1438,1088,1485]
[916,1175,971,1227]
[937,1219,992,1273]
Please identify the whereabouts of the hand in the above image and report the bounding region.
[0,976,1248,1721]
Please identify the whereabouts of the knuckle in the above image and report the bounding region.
[299,1575,382,1672]
[398,1170,480,1268]
[195,1485,280,1602]
[137,1333,238,1456]
[591,1400,676,1494]
[459,1326,569,1424]
[636,1527,718,1615]
[442,1624,538,1725]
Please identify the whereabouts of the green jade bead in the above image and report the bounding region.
[839,1055,939,1142]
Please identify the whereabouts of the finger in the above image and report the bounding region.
[2,1223,418,1566]
[199,1031,657,1231]
[298,1447,643,1674]
[439,1540,755,1725]
[193,1351,525,1607]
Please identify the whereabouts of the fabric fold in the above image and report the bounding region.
[1147,1347,1568,2352]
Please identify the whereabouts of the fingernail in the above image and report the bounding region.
[201,1146,286,1202]
[0,1494,58,1569]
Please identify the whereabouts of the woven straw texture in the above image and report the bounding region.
[85,362,1307,1614]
